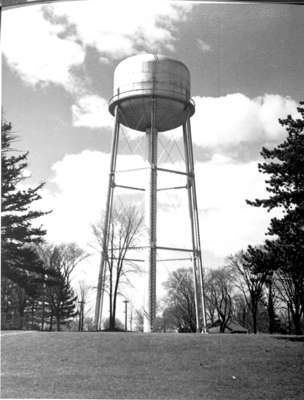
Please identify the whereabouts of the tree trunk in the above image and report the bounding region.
[267,282,275,334]
[2,309,8,330]
[31,303,35,329]
[250,296,259,334]
[220,316,230,333]
[17,289,26,330]
[292,309,303,335]
[78,313,81,332]
[111,271,121,331]
[1,280,9,329]
[287,303,292,334]
[56,317,61,331]
[2,300,9,330]
[41,301,45,331]
[252,306,258,334]
[110,307,116,330]
[49,314,53,331]
[109,266,113,330]
[18,307,25,330]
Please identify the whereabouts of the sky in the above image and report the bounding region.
[2,0,304,322]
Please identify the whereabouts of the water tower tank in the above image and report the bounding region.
[108,54,195,132]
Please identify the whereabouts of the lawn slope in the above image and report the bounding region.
[1,332,304,399]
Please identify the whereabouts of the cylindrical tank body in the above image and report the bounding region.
[108,54,195,132]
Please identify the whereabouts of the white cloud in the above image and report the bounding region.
[2,5,85,89]
[190,93,299,150]
[40,148,272,264]
[195,155,273,257]
[41,150,146,246]
[53,0,192,60]
[155,156,272,258]
[72,95,114,128]
[2,1,192,89]
[256,94,298,140]
[196,38,211,53]
[73,92,299,157]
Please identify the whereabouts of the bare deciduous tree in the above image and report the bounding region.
[93,205,143,330]
[228,252,266,334]
[205,267,234,332]
[162,268,197,332]
[274,269,304,334]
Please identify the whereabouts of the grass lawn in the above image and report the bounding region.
[1,331,304,399]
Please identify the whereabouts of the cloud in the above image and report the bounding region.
[52,0,192,60]
[41,150,146,246]
[195,155,273,257]
[72,92,299,164]
[2,1,192,89]
[190,93,299,156]
[155,155,272,258]
[196,38,211,53]
[72,95,114,128]
[39,148,272,262]
[2,5,85,90]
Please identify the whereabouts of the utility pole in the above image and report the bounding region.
[123,300,129,332]
[287,302,291,334]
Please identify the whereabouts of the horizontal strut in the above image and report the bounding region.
[115,184,145,192]
[106,255,193,263]
[111,246,149,251]
[157,257,193,262]
[108,257,145,262]
[115,167,149,174]
[157,246,196,253]
[157,167,192,176]
[157,185,187,191]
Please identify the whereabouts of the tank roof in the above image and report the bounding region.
[116,53,190,73]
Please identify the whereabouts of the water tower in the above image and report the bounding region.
[95,54,206,333]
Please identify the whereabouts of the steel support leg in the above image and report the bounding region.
[183,116,207,333]
[183,121,200,333]
[94,106,120,330]
[144,100,158,333]
[185,117,207,333]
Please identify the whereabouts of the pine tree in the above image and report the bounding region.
[247,102,304,213]
[1,120,48,290]
[247,102,304,334]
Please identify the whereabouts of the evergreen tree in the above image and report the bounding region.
[247,102,304,213]
[1,120,48,289]
[47,270,78,331]
[247,102,304,334]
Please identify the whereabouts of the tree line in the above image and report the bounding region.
[153,102,304,335]
[2,101,303,333]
